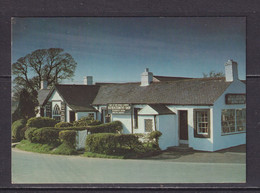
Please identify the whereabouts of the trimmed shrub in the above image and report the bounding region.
[73,116,102,127]
[88,121,123,134]
[85,133,142,155]
[27,117,57,128]
[59,130,76,147]
[55,122,73,128]
[52,143,77,155]
[30,127,60,144]
[148,131,162,148]
[11,119,27,141]
[20,126,29,140]
[25,127,39,142]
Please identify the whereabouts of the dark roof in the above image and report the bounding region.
[148,104,176,115]
[153,75,192,82]
[38,89,51,106]
[46,84,100,112]
[92,77,232,106]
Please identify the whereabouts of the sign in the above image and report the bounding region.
[107,104,131,114]
[225,94,246,104]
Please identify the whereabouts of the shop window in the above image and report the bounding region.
[221,109,246,134]
[145,119,153,132]
[53,104,61,121]
[134,108,141,129]
[194,109,210,138]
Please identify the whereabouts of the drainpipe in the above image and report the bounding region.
[130,104,133,134]
[154,115,157,131]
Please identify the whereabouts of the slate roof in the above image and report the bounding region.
[45,84,100,112]
[92,77,232,106]
[153,75,192,82]
[148,104,176,115]
[38,89,51,106]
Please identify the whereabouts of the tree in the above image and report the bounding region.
[12,48,77,92]
[203,71,225,78]
[12,89,38,122]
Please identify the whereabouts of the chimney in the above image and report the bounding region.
[84,76,93,85]
[40,80,48,90]
[225,59,238,82]
[141,68,153,86]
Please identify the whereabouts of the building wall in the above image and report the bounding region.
[112,114,132,134]
[167,106,214,151]
[157,115,178,150]
[212,80,246,151]
[76,112,96,121]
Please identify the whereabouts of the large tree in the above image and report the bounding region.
[12,48,77,92]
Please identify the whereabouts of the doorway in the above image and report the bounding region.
[70,111,76,123]
[179,110,188,144]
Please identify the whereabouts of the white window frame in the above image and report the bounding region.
[221,108,246,135]
[52,104,61,121]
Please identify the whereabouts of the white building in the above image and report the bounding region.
[38,60,246,151]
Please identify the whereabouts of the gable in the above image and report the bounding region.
[49,90,63,101]
[138,105,159,115]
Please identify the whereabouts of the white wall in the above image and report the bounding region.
[136,115,156,134]
[157,115,178,150]
[212,80,246,151]
[167,106,214,151]
[76,112,96,121]
[112,114,132,134]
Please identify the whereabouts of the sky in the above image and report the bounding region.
[12,17,246,83]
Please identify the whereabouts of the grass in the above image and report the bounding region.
[16,140,58,154]
[52,143,78,155]
[83,152,124,159]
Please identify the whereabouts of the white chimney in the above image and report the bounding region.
[141,68,153,86]
[84,76,93,85]
[40,80,48,90]
[225,59,238,82]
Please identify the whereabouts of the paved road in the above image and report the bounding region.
[12,148,246,184]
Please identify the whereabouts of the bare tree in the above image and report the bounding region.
[12,48,77,92]
[203,71,225,78]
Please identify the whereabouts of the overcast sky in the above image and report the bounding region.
[12,17,246,83]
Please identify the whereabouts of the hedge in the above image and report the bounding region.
[59,130,76,146]
[11,119,27,141]
[85,133,142,155]
[27,117,57,128]
[55,122,73,128]
[88,121,122,133]
[25,127,39,142]
[29,127,60,144]
[73,116,102,127]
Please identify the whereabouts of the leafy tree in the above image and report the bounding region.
[12,88,38,122]
[12,48,77,92]
[203,71,225,78]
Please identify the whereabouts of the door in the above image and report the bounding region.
[70,111,76,123]
[179,110,188,141]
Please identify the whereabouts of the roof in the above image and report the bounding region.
[92,77,232,106]
[38,89,51,106]
[148,104,176,115]
[153,75,192,82]
[45,84,100,112]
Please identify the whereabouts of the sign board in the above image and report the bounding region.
[107,104,131,114]
[225,94,246,104]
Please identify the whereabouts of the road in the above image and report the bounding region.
[12,148,246,184]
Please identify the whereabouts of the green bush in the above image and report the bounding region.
[73,116,102,127]
[20,126,29,140]
[26,117,57,128]
[11,119,27,141]
[59,130,76,146]
[24,127,39,142]
[55,122,73,128]
[52,143,77,155]
[148,131,162,148]
[85,133,142,155]
[30,127,60,144]
[88,121,123,134]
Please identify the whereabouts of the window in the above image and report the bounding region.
[134,108,141,129]
[221,109,246,134]
[194,109,210,138]
[53,104,61,121]
[145,119,153,132]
